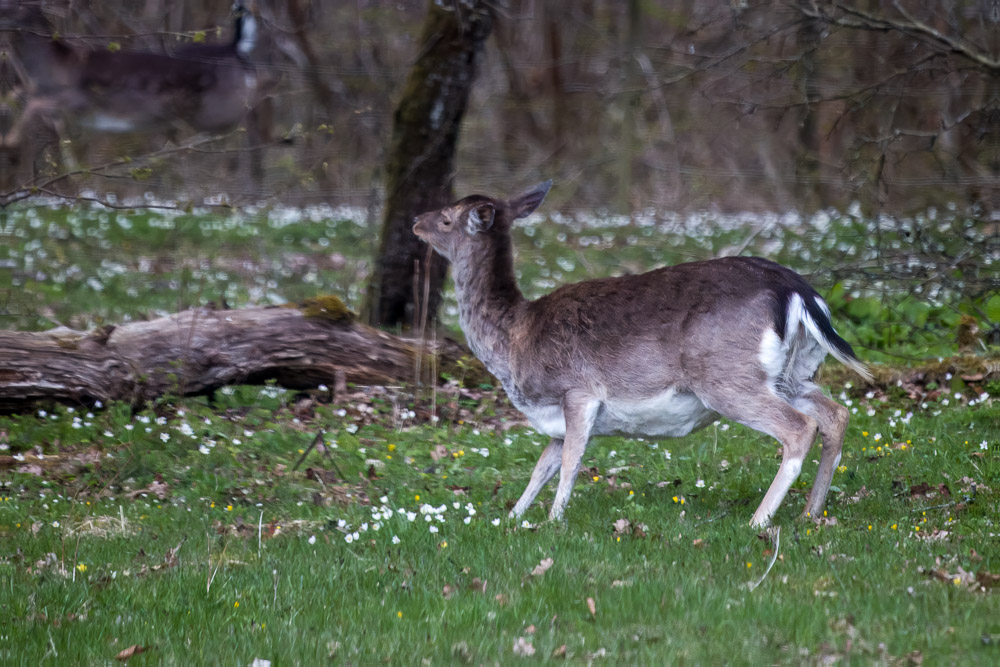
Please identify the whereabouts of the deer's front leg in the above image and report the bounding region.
[549,393,600,521]
[510,437,563,518]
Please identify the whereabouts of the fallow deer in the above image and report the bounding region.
[3,2,262,157]
[413,181,871,527]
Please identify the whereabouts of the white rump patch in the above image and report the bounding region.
[758,328,786,388]
[237,14,258,57]
[789,293,873,383]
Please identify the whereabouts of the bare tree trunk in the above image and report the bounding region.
[617,0,641,214]
[0,299,486,413]
[366,0,492,329]
[795,0,824,209]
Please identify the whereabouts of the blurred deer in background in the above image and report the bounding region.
[414,181,871,528]
[1,1,268,186]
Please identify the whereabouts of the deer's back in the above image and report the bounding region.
[510,256,815,401]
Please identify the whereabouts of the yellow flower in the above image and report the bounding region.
[440,541,448,549]
[397,611,403,618]
[672,496,678,503]
[953,577,962,586]
[388,443,396,451]
[867,525,872,531]
[862,431,868,437]
[629,490,634,496]
[234,601,239,608]
[823,510,827,517]
[616,536,621,542]
[593,476,600,482]
[891,523,897,530]
[415,494,420,501]
[746,562,752,569]
[837,465,847,473]
[76,563,87,573]
[680,498,685,505]
[210,502,215,508]
[226,505,233,512]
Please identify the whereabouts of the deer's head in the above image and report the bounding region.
[413,180,551,262]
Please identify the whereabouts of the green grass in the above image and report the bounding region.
[3,383,997,664]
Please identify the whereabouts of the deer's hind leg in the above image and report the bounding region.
[698,383,818,528]
[793,388,849,519]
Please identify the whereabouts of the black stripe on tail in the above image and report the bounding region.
[799,290,859,362]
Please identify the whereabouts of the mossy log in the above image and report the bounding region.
[0,296,487,413]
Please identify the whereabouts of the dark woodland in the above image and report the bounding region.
[1,0,997,325]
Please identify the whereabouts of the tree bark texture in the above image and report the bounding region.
[0,298,484,413]
[367,0,492,328]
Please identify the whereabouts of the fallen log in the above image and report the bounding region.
[0,296,486,413]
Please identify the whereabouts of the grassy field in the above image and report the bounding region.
[4,382,998,663]
[2,203,997,663]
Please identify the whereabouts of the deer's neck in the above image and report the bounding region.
[451,236,524,385]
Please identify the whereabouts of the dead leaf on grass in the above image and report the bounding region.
[442,584,456,599]
[612,518,631,535]
[958,477,991,494]
[552,644,567,659]
[469,577,487,593]
[114,644,149,660]
[919,565,976,587]
[587,597,596,617]
[844,485,871,504]
[530,558,554,577]
[430,445,450,462]
[975,571,1000,590]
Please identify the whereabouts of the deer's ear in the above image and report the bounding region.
[510,180,552,220]
[466,204,495,235]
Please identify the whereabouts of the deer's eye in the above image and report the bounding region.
[441,218,453,228]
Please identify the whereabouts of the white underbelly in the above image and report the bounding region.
[518,388,717,440]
